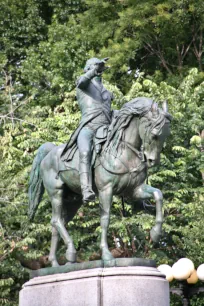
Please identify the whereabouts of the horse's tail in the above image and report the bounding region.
[28,142,55,221]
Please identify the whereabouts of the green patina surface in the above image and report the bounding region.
[30,258,156,279]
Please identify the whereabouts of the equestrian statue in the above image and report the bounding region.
[28,57,172,267]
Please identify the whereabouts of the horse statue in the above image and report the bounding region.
[28,97,172,267]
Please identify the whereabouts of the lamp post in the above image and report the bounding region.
[158,259,204,306]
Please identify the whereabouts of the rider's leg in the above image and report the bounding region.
[77,127,95,203]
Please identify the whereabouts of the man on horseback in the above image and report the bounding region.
[61,57,114,203]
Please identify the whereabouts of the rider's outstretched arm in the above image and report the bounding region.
[77,68,97,89]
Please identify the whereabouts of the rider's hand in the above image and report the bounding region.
[94,58,110,75]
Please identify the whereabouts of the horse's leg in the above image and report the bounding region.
[41,146,80,266]
[99,187,115,261]
[50,189,77,264]
[134,184,163,243]
[49,226,60,267]
[48,193,82,266]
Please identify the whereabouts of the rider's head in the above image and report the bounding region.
[84,57,102,72]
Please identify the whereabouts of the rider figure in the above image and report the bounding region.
[61,57,114,203]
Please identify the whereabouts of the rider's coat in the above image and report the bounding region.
[61,68,113,161]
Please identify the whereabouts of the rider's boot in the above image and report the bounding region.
[80,172,95,203]
[79,152,95,203]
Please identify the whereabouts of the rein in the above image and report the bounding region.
[121,140,145,164]
[100,140,145,175]
[99,140,147,216]
[99,140,146,194]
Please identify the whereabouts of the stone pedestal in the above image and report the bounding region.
[19,266,169,306]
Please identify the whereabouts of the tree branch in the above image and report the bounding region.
[0,115,37,127]
[144,40,173,74]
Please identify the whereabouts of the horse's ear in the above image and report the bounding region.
[162,100,168,112]
[152,103,159,118]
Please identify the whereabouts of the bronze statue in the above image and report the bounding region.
[28,58,172,267]
[61,57,113,203]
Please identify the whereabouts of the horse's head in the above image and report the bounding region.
[139,101,172,168]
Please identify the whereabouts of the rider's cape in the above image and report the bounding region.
[61,107,112,162]
[61,110,105,161]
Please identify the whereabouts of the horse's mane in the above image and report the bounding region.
[103,97,171,154]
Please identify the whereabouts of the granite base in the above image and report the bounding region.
[19,266,169,306]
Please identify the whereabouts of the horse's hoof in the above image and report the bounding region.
[51,260,60,267]
[66,250,76,263]
[102,249,115,261]
[150,227,161,243]
[49,256,59,267]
